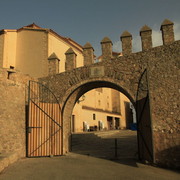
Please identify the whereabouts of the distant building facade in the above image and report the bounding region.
[72,88,134,132]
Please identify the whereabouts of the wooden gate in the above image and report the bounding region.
[136,69,154,163]
[27,81,62,157]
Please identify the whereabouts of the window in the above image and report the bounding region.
[93,113,96,120]
[71,115,75,132]
[98,100,101,106]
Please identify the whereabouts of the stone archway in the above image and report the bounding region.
[39,62,154,163]
[61,80,136,153]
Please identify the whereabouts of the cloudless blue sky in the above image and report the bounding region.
[0,0,180,56]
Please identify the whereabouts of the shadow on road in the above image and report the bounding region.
[70,130,139,167]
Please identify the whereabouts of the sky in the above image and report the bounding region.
[0,0,180,56]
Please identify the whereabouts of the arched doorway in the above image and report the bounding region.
[71,87,135,133]
[70,87,137,161]
[61,79,153,163]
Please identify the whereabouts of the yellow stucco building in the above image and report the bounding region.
[0,23,84,77]
[0,23,134,132]
[72,88,133,132]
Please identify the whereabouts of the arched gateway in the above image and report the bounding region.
[39,61,153,162]
[29,20,179,169]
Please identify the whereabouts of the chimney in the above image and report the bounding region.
[140,25,152,50]
[101,37,113,61]
[160,19,174,45]
[48,53,60,75]
[120,31,132,55]
[83,42,94,66]
[65,48,76,71]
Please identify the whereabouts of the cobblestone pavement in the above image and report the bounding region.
[0,130,179,180]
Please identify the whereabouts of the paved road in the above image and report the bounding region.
[71,130,138,160]
[0,130,179,180]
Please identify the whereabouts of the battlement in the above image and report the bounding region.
[51,19,177,73]
[119,19,175,54]
[76,19,176,68]
[118,19,175,55]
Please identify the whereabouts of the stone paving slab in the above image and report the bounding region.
[0,153,179,180]
[71,130,138,160]
[0,130,179,179]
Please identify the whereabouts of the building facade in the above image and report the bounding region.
[0,23,84,77]
[0,23,133,132]
[72,88,134,132]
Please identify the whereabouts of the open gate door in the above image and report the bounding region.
[136,69,154,163]
[27,81,62,157]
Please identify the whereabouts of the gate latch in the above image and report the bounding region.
[28,127,42,133]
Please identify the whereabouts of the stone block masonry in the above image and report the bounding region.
[0,79,26,155]
[0,68,35,172]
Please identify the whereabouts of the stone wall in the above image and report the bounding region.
[147,42,180,169]
[0,68,34,157]
[40,38,180,169]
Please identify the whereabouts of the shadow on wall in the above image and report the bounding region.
[124,101,133,129]
[155,145,180,170]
